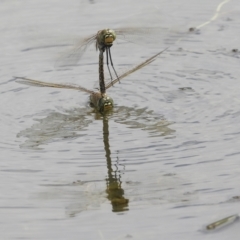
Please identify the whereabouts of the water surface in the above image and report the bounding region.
[1,0,240,239]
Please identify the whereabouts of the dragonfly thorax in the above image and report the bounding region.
[96,29,116,51]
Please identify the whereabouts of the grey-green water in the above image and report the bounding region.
[1,0,240,239]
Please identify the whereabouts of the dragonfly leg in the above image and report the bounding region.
[108,48,120,84]
[106,48,114,85]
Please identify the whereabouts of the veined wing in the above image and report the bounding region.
[115,27,187,46]
[56,26,188,68]
[105,48,168,89]
[55,33,97,67]
[15,77,94,94]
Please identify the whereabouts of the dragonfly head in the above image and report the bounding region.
[97,29,116,47]
[98,94,114,112]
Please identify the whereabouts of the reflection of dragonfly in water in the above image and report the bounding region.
[16,49,167,113]
[67,115,129,216]
[102,116,129,212]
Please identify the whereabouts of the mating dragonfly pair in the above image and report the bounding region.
[16,28,168,112]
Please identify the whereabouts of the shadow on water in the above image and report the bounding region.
[17,107,94,150]
[17,106,175,150]
[18,106,175,214]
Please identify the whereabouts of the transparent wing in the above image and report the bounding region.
[55,26,189,68]
[15,77,94,94]
[105,48,168,89]
[115,27,188,46]
[55,34,97,67]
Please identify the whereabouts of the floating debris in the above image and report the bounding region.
[205,214,239,231]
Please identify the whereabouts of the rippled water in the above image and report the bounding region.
[1,0,240,239]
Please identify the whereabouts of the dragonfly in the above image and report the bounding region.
[95,29,119,83]
[57,29,119,84]
[16,49,167,113]
[56,27,183,83]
